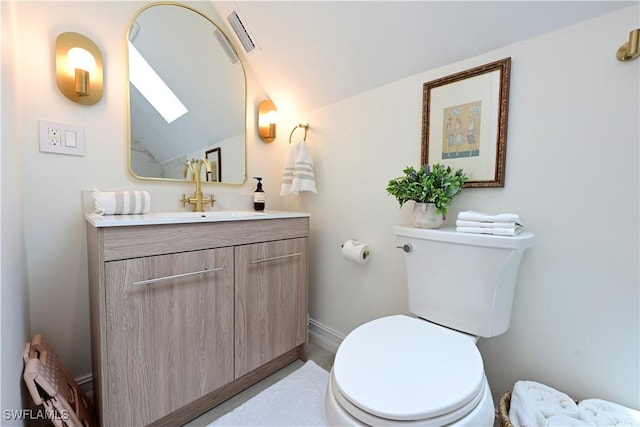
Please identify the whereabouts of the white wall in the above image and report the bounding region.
[285,5,639,408]
[1,2,31,425]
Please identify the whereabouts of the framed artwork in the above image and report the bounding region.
[421,57,511,187]
[205,147,221,182]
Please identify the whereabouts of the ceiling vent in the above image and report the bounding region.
[227,10,256,54]
[214,29,239,64]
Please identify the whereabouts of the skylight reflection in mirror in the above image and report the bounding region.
[128,28,187,124]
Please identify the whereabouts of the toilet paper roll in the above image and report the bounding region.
[342,240,370,265]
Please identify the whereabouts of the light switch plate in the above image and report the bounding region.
[39,120,85,156]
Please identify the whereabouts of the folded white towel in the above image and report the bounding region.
[458,210,522,223]
[92,189,151,215]
[456,226,521,236]
[282,140,317,196]
[578,399,640,426]
[455,219,521,229]
[509,381,579,427]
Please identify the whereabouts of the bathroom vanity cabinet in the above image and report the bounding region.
[85,214,309,426]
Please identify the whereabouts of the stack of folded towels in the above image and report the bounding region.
[509,380,640,426]
[456,210,523,236]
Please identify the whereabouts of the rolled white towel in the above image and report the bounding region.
[455,219,521,229]
[456,226,521,236]
[578,399,640,426]
[458,210,522,223]
[92,189,151,215]
[509,381,579,427]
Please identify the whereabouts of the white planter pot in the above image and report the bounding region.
[411,202,443,229]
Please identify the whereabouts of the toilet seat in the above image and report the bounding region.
[332,315,486,424]
[328,370,490,426]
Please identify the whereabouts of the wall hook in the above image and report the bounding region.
[617,29,640,62]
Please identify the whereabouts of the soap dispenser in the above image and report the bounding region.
[253,177,265,211]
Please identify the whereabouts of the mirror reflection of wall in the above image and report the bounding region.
[128,3,246,184]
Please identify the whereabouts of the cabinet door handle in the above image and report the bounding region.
[132,267,223,287]
[250,252,302,264]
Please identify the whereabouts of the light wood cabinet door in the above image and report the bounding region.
[104,247,234,426]
[234,238,308,378]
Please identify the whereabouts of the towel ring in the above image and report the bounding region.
[289,123,310,144]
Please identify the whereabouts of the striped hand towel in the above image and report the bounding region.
[281,140,317,195]
[92,189,151,215]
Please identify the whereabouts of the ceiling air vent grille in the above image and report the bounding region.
[227,10,256,54]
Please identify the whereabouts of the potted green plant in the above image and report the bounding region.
[386,164,468,228]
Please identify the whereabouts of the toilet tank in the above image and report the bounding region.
[393,226,534,338]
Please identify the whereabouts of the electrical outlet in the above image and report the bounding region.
[39,120,85,156]
[48,128,61,146]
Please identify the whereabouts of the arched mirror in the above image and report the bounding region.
[128,3,246,184]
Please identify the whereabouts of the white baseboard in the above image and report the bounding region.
[308,318,344,354]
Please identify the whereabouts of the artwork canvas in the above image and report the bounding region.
[442,101,482,159]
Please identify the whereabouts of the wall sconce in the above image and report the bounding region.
[55,32,103,105]
[258,100,278,143]
[616,29,640,62]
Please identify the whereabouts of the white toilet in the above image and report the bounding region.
[325,225,535,426]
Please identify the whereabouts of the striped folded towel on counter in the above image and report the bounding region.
[92,189,151,215]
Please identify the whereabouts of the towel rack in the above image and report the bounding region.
[289,123,310,144]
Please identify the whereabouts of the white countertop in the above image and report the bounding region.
[85,210,310,228]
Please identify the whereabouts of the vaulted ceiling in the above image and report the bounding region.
[211,1,635,113]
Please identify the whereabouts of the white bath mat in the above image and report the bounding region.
[208,361,329,426]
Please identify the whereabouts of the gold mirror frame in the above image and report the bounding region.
[127,2,248,185]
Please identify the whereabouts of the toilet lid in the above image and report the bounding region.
[333,315,485,422]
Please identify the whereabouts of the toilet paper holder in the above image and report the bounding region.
[341,240,370,260]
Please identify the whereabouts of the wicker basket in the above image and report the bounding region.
[498,389,581,427]
[498,391,516,427]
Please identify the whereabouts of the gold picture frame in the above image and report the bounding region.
[421,57,511,187]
